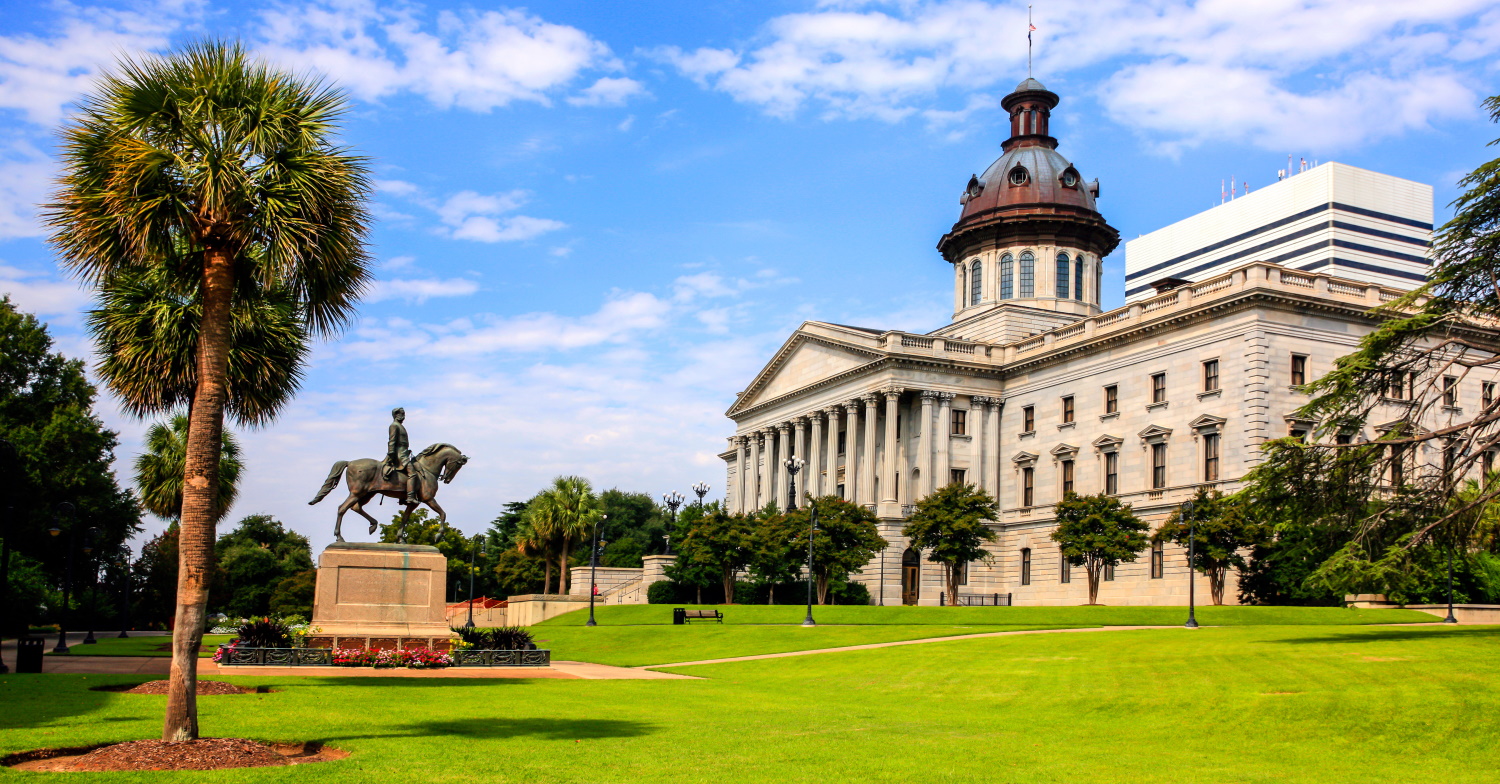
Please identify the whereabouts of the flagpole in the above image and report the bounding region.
[1027,5,1033,77]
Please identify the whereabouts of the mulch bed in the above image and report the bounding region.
[121,680,252,695]
[4,739,346,772]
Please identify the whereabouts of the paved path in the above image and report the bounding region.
[639,625,1183,669]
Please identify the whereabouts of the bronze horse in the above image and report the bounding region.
[309,443,469,543]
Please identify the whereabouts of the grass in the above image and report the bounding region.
[2,623,1498,783]
[43,634,232,658]
[539,603,1436,627]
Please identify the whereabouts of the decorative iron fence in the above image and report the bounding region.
[454,649,551,667]
[938,592,1013,607]
[220,647,333,666]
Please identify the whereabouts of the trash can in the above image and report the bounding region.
[672,607,686,625]
[15,637,44,673]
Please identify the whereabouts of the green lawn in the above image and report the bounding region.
[2,623,1497,783]
[42,634,232,658]
[540,603,1435,627]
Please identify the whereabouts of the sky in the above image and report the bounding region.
[1,0,1498,554]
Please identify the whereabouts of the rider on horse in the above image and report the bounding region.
[382,407,422,504]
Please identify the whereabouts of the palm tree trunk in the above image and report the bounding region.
[543,557,552,595]
[163,246,234,742]
[559,537,571,594]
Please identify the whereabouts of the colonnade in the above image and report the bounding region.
[729,388,1006,516]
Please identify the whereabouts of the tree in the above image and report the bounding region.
[545,476,599,593]
[46,41,373,740]
[676,503,754,604]
[903,483,999,602]
[516,495,563,594]
[1152,489,1268,605]
[663,501,718,604]
[747,506,800,603]
[210,515,313,618]
[131,525,179,629]
[0,297,140,600]
[1052,493,1149,605]
[135,415,242,522]
[781,496,887,605]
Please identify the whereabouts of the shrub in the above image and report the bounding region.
[451,626,535,650]
[829,580,871,605]
[234,616,292,647]
[332,648,453,669]
[647,580,676,604]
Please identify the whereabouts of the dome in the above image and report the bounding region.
[958,145,1097,222]
[1014,77,1047,92]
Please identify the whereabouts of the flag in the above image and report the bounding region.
[1028,22,1036,43]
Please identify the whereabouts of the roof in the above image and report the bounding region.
[1014,77,1048,92]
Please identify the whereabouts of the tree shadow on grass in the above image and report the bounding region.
[1266,627,1500,645]
[290,677,538,689]
[325,717,655,743]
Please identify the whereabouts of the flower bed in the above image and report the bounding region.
[215,646,332,666]
[332,648,453,669]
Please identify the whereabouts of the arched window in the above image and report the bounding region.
[970,259,983,306]
[1075,256,1084,300]
[1019,251,1035,297]
[1000,254,1014,299]
[1056,252,1070,298]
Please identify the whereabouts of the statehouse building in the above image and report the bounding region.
[718,77,1450,606]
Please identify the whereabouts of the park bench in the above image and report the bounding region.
[682,609,723,623]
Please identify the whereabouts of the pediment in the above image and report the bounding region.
[1093,434,1123,450]
[1050,443,1079,458]
[1012,450,1039,464]
[1372,419,1427,436]
[1138,424,1173,442]
[729,330,882,416]
[1190,414,1227,430]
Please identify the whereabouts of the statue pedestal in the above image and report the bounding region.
[308,542,455,651]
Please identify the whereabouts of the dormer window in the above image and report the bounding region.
[1061,169,1079,187]
[1008,166,1030,186]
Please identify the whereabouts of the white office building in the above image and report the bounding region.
[1124,163,1433,302]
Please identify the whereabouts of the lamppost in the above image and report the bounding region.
[81,530,99,645]
[464,534,486,629]
[586,514,608,627]
[784,457,804,512]
[1182,499,1199,630]
[692,482,710,508]
[47,502,77,654]
[802,499,818,627]
[662,491,684,555]
[116,554,132,638]
[1444,547,1458,624]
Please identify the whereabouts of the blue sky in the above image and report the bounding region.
[1,0,1497,552]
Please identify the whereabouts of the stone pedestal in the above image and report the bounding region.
[308,542,455,650]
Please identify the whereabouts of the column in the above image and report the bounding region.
[748,431,761,510]
[843,401,861,503]
[793,418,808,505]
[775,423,791,511]
[880,387,903,515]
[861,393,880,507]
[937,392,955,488]
[987,399,1003,502]
[919,391,936,498]
[825,407,841,497]
[808,412,824,498]
[735,436,749,513]
[971,397,992,495]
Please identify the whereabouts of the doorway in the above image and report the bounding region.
[901,548,920,605]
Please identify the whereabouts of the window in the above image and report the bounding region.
[1335,432,1353,445]
[1390,444,1405,486]
[1061,459,1075,495]
[1484,381,1495,409]
[838,430,846,454]
[1291,354,1307,387]
[1062,396,1075,423]
[1151,541,1164,579]
[1056,252,1071,298]
[1443,438,1457,475]
[1151,443,1168,489]
[956,560,968,585]
[1075,257,1084,300]
[1386,370,1412,400]
[1105,452,1119,494]
[950,469,967,486]
[1443,376,1458,407]
[952,409,968,436]
[1000,254,1014,299]
[1022,466,1035,506]
[1485,451,1495,478]
[970,259,983,306]
[1290,426,1308,441]
[1103,563,1115,581]
[1022,405,1035,432]
[1104,384,1118,414]
[1203,433,1220,481]
[1009,166,1029,186]
[1151,372,1167,404]
[1020,549,1032,586]
[1060,550,1071,583]
[1203,359,1219,392]
[1019,251,1035,297]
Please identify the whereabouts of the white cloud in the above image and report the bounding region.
[0,138,52,240]
[567,76,647,107]
[380,186,568,244]
[0,264,90,319]
[659,0,1494,150]
[366,277,479,304]
[258,0,633,112]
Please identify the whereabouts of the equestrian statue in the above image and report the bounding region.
[308,407,470,543]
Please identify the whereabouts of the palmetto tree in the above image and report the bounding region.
[45,41,371,741]
[135,414,243,523]
[546,475,599,594]
[517,495,563,594]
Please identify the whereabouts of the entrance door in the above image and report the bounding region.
[900,548,920,605]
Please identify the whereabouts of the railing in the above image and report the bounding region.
[1192,277,1233,296]
[1054,323,1085,338]
[947,341,976,354]
[1016,336,1045,353]
[900,504,917,517]
[606,575,646,604]
[1141,291,1180,312]
[901,336,934,348]
[1095,310,1131,327]
[1280,271,1315,288]
[1328,280,1366,296]
[939,592,1013,607]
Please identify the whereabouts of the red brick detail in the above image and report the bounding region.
[368,637,399,651]
[305,636,335,649]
